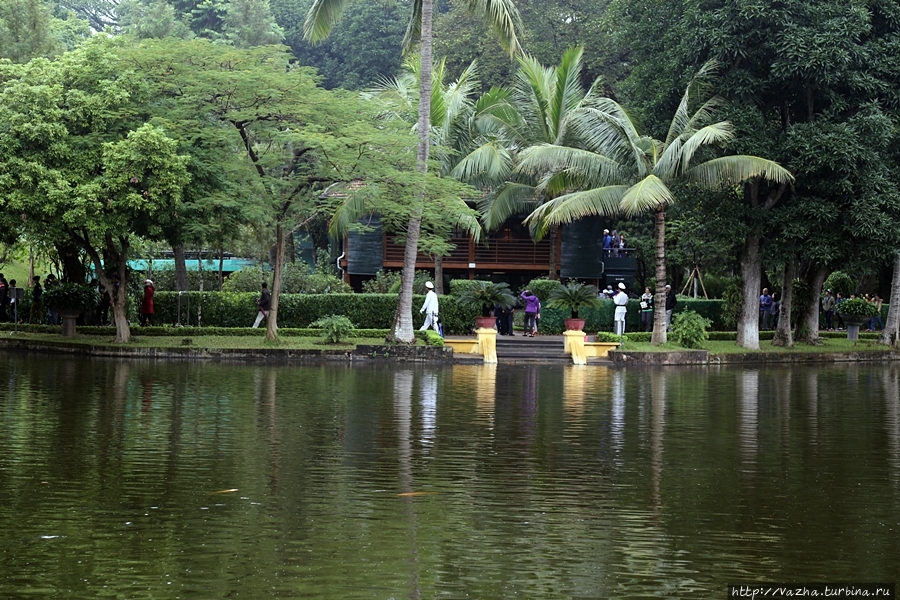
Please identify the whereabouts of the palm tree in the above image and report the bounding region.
[304,0,521,343]
[463,46,597,278]
[520,61,794,344]
[364,57,512,291]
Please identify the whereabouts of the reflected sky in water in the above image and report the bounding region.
[1,357,899,598]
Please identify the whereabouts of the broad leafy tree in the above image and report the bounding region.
[0,37,190,342]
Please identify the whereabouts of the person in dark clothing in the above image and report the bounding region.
[7,280,17,322]
[494,304,510,335]
[29,276,43,324]
[665,285,677,331]
[253,282,271,328]
[0,274,8,323]
[140,279,155,326]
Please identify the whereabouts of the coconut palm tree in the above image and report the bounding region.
[304,0,521,343]
[362,57,518,291]
[520,61,794,344]
[462,46,597,278]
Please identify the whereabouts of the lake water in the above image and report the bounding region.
[1,356,898,598]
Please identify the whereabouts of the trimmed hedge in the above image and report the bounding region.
[153,292,480,335]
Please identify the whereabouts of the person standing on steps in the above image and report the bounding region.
[613,282,628,335]
[419,281,440,333]
[253,282,271,328]
[519,290,541,337]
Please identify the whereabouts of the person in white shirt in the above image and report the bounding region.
[613,282,628,335]
[419,281,440,333]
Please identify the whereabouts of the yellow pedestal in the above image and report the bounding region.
[563,330,587,365]
[476,328,498,364]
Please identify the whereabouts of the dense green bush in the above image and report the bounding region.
[525,278,563,303]
[219,262,352,294]
[670,310,712,349]
[823,271,855,297]
[836,298,878,318]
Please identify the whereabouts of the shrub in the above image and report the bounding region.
[525,278,563,303]
[836,298,878,318]
[823,271,855,297]
[720,277,741,329]
[309,315,356,343]
[415,329,445,346]
[592,331,625,343]
[43,283,99,311]
[548,282,603,318]
[670,309,712,349]
[454,280,516,317]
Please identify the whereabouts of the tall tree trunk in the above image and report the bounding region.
[878,251,900,346]
[55,240,86,284]
[72,231,131,343]
[548,224,559,280]
[391,0,433,344]
[434,256,443,295]
[266,223,285,341]
[736,230,763,349]
[794,264,828,344]
[772,258,795,347]
[651,206,668,345]
[174,244,189,291]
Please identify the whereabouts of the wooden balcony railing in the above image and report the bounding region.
[383,235,551,270]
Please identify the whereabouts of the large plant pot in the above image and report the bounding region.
[475,316,497,329]
[564,318,586,332]
[838,314,868,340]
[57,309,82,337]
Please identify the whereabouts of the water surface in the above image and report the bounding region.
[1,357,898,598]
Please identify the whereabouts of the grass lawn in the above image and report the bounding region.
[2,331,390,350]
[621,337,890,354]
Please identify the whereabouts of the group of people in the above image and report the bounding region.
[820,289,883,331]
[639,285,678,333]
[0,273,59,324]
[758,288,781,330]
[602,229,628,255]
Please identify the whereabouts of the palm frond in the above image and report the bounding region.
[327,186,369,237]
[303,0,348,43]
[452,206,484,243]
[569,103,646,175]
[619,174,675,216]
[678,121,734,172]
[664,59,720,144]
[524,185,628,232]
[402,0,423,55]
[514,53,554,143]
[450,141,513,186]
[478,182,537,230]
[685,155,794,189]
[548,47,586,144]
[516,143,623,187]
[465,0,523,56]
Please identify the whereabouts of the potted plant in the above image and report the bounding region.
[548,282,603,331]
[836,298,878,340]
[455,280,516,329]
[43,282,100,337]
